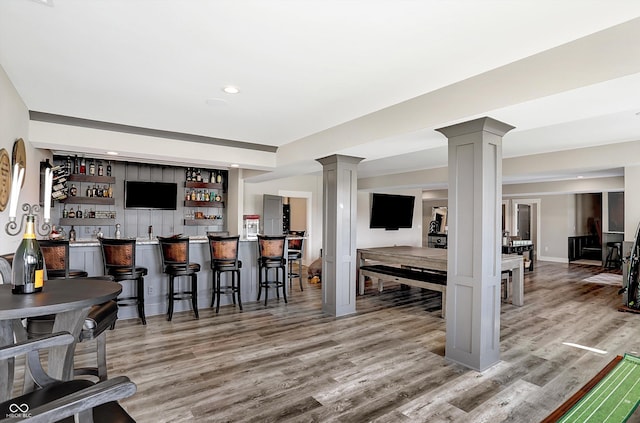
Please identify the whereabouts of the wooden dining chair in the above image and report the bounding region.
[0,332,137,422]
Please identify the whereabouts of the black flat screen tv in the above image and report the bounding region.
[369,193,415,230]
[124,181,178,210]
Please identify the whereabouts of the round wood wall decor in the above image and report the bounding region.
[0,148,11,212]
[12,138,26,187]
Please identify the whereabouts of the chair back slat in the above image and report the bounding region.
[158,237,190,267]
[258,235,285,260]
[100,238,137,273]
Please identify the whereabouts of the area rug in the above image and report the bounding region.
[581,273,623,286]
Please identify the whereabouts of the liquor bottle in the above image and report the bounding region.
[97,161,104,176]
[80,157,86,175]
[89,159,96,176]
[62,206,68,218]
[115,223,121,239]
[74,155,80,174]
[86,186,92,197]
[68,207,75,218]
[66,156,72,174]
[106,161,112,177]
[107,185,113,198]
[11,215,44,294]
[69,225,76,241]
[196,169,202,182]
[76,208,83,219]
[70,184,78,197]
[216,171,222,184]
[186,167,191,182]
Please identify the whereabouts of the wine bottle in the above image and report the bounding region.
[89,159,96,176]
[97,161,104,176]
[11,215,44,294]
[106,161,112,177]
[69,225,76,241]
[80,157,86,175]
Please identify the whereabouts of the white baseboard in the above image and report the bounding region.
[537,255,568,263]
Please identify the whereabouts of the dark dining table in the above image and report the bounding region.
[0,278,121,402]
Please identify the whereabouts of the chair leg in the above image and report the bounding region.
[298,260,304,292]
[264,268,269,306]
[211,271,216,308]
[167,275,175,321]
[137,277,147,325]
[96,331,108,381]
[216,272,222,314]
[281,266,288,304]
[191,274,199,319]
[236,270,242,311]
[257,267,263,301]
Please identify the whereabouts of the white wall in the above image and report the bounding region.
[356,189,423,249]
[0,65,49,255]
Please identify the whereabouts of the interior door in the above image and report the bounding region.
[263,194,283,236]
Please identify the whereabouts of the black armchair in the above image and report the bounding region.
[0,332,136,423]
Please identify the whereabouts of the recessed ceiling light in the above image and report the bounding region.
[230,163,240,168]
[577,175,584,179]
[106,151,119,155]
[222,86,240,94]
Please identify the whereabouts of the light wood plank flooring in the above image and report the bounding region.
[71,262,640,422]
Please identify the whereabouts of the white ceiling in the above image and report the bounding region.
[1,0,640,189]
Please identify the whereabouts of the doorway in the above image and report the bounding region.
[279,190,312,266]
[511,198,540,261]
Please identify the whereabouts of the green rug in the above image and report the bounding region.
[558,354,640,423]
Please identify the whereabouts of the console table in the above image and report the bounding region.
[502,243,534,271]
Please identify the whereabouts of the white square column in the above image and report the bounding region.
[316,154,363,317]
[436,117,514,371]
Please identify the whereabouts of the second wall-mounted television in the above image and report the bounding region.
[124,180,178,210]
[369,193,415,230]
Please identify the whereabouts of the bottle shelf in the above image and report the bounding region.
[184,200,224,208]
[183,219,224,226]
[185,181,222,189]
[68,174,116,184]
[59,218,115,226]
[59,197,115,205]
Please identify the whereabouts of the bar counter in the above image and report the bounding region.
[68,236,259,320]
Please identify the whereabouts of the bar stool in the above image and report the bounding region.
[257,235,287,306]
[100,238,148,325]
[158,236,201,321]
[605,241,623,269]
[38,239,88,279]
[287,230,305,292]
[208,235,242,313]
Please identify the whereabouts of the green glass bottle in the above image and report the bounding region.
[12,215,44,294]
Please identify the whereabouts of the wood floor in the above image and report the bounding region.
[72,261,640,422]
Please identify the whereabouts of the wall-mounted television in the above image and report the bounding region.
[369,193,415,230]
[124,181,178,210]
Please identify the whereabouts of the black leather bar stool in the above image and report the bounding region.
[208,235,242,313]
[100,238,148,325]
[287,230,305,292]
[257,235,287,306]
[605,241,623,269]
[158,236,201,321]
